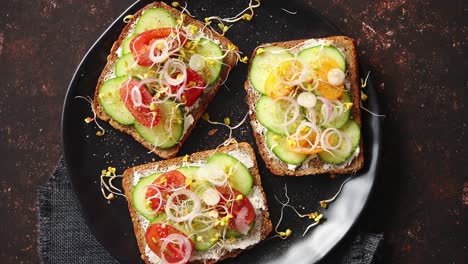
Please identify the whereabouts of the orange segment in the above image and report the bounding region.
[264,72,294,98]
[315,56,344,100]
[288,130,324,155]
[264,60,302,99]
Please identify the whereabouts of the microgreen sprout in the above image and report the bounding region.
[100,166,125,202]
[76,96,106,136]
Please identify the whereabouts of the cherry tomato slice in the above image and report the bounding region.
[170,69,206,107]
[119,78,161,127]
[145,170,187,212]
[130,28,185,66]
[217,186,256,233]
[145,223,194,264]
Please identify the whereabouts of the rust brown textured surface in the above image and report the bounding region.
[0,0,466,263]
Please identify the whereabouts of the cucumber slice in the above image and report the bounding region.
[206,153,253,195]
[249,46,294,94]
[256,95,304,135]
[134,8,176,34]
[150,211,168,224]
[98,77,135,125]
[134,101,184,149]
[190,179,212,197]
[190,38,223,85]
[322,91,352,129]
[132,173,162,220]
[176,166,199,179]
[266,130,308,165]
[298,45,346,71]
[318,120,361,164]
[121,35,134,55]
[192,221,219,251]
[115,53,149,77]
[149,212,191,235]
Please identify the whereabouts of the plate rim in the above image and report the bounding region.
[61,1,382,263]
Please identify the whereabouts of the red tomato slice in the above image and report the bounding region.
[130,28,185,66]
[145,170,188,212]
[217,186,256,233]
[145,223,194,264]
[170,69,206,107]
[119,78,161,127]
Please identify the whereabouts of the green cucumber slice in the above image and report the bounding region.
[98,76,135,125]
[190,179,212,198]
[134,101,184,149]
[321,91,352,129]
[318,120,361,164]
[192,219,220,251]
[206,153,253,195]
[121,34,134,55]
[256,95,304,135]
[134,8,176,34]
[115,53,149,77]
[132,173,162,220]
[149,212,191,236]
[249,46,294,94]
[176,166,199,179]
[190,38,223,85]
[266,130,308,165]
[298,45,346,71]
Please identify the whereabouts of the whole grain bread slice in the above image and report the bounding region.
[245,37,364,176]
[93,2,239,159]
[122,142,272,264]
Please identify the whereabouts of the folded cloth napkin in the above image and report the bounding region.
[37,157,383,264]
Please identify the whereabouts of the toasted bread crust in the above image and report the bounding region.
[122,142,273,264]
[93,2,239,159]
[245,37,364,176]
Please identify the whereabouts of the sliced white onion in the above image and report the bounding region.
[165,189,201,223]
[160,233,192,264]
[195,164,228,186]
[188,213,216,234]
[234,206,250,235]
[305,107,317,124]
[299,69,319,91]
[273,96,300,128]
[202,188,220,206]
[130,85,142,107]
[136,78,159,90]
[330,99,345,120]
[163,59,187,86]
[144,185,163,213]
[149,39,170,64]
[297,92,317,108]
[189,54,205,71]
[317,96,333,124]
[320,128,342,151]
[289,122,321,151]
[327,68,345,86]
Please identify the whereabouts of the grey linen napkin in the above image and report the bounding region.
[37,157,383,264]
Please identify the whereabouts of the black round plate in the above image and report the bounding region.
[62,0,381,263]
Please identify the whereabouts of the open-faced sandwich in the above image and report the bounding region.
[122,142,272,264]
[245,37,364,176]
[94,2,238,159]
